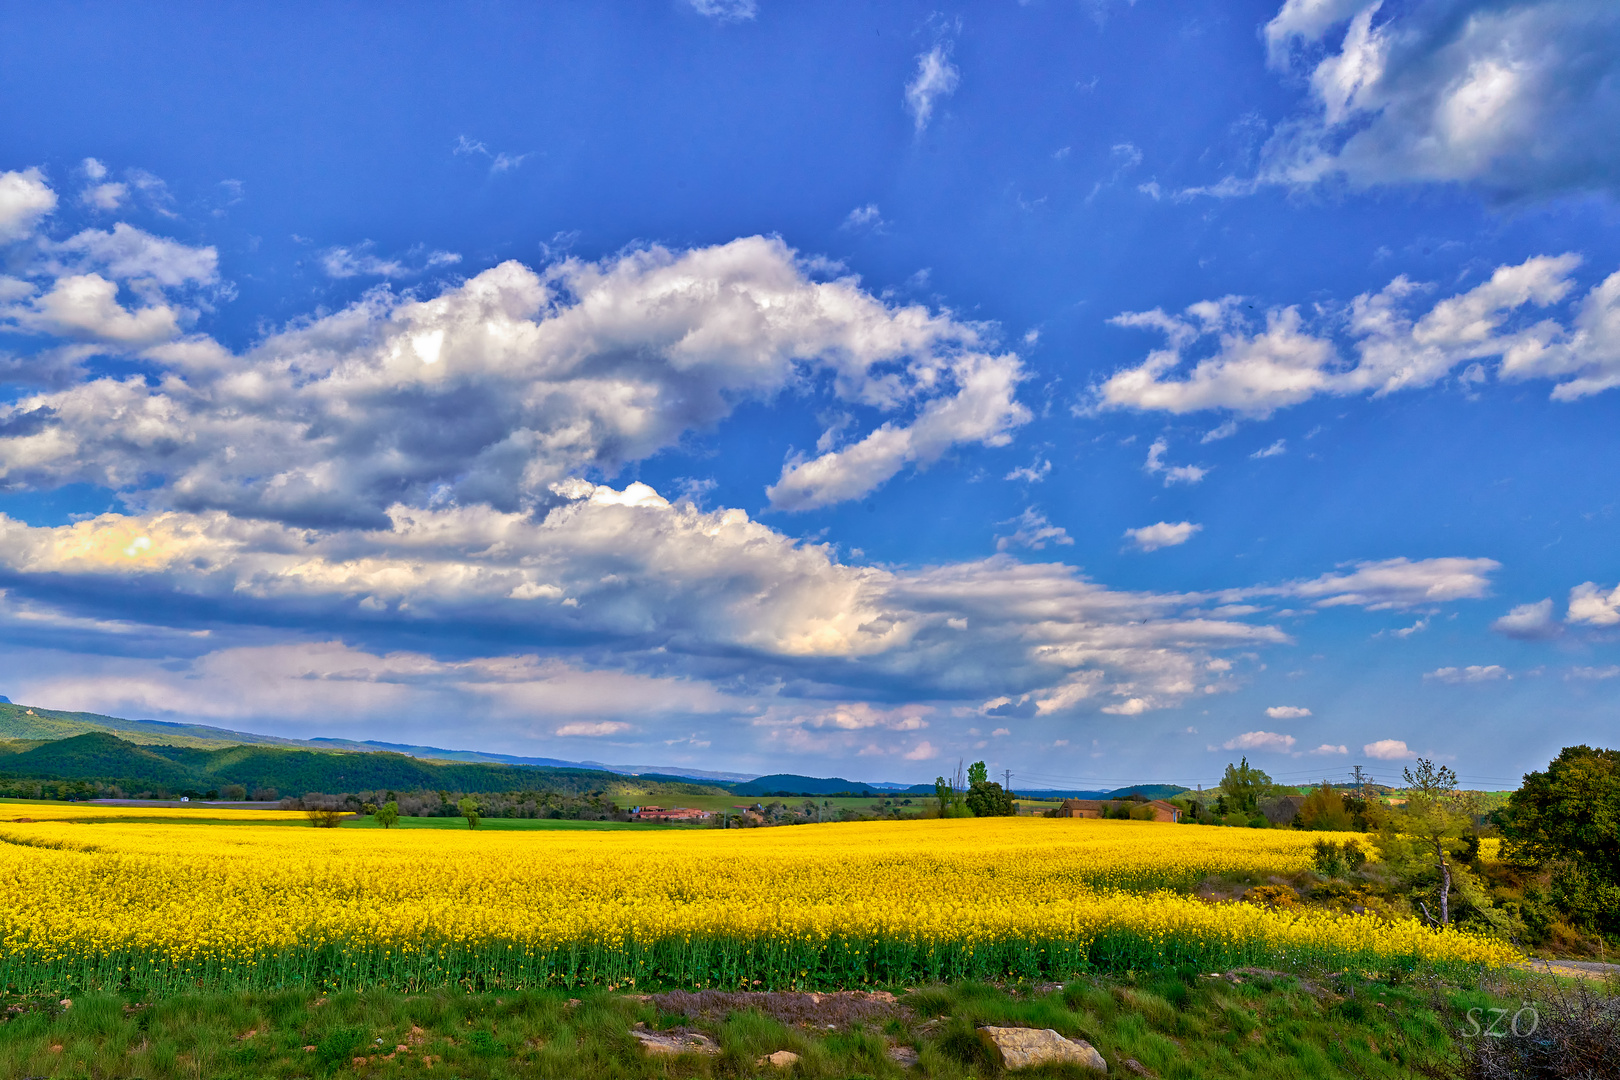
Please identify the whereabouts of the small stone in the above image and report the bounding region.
[887,1045,920,1067]
[303,1045,317,1053]
[566,998,582,1008]
[59,999,72,1009]
[1125,1058,1157,1078]
[978,1027,1106,1073]
[632,1029,720,1056]
[757,1050,801,1068]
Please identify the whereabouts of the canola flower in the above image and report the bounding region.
[0,812,1517,994]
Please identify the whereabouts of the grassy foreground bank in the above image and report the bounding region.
[0,970,1570,1080]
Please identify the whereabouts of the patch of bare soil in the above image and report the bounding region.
[648,989,907,1030]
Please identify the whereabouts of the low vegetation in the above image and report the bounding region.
[0,971,1593,1080]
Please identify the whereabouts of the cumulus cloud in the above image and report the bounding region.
[1311,743,1349,755]
[0,235,1029,523]
[1425,664,1508,683]
[1124,521,1201,552]
[1566,581,1620,626]
[1568,665,1620,680]
[0,480,1304,719]
[1098,255,1620,415]
[1255,0,1620,202]
[0,168,56,242]
[905,45,960,132]
[1143,438,1208,484]
[1223,730,1296,752]
[1266,705,1311,719]
[1363,738,1410,760]
[995,507,1073,551]
[1492,598,1560,639]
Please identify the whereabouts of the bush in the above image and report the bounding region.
[1312,838,1367,877]
[1455,979,1620,1080]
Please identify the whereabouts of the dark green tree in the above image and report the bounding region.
[1219,757,1272,815]
[1501,745,1620,935]
[965,781,1014,817]
[375,800,400,829]
[967,761,989,786]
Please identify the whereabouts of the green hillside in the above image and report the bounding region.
[0,701,314,750]
[0,732,731,800]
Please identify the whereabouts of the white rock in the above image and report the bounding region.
[631,1029,719,1056]
[978,1026,1106,1072]
[757,1050,801,1067]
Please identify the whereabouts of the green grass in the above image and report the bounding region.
[0,972,1555,1079]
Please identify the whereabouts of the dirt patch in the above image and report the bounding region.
[649,989,907,1030]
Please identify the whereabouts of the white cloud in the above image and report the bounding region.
[1255,0,1620,202]
[554,720,633,737]
[1492,598,1560,639]
[1143,438,1208,484]
[1310,743,1349,755]
[1,236,1029,521]
[0,480,1299,719]
[5,273,184,344]
[1251,438,1287,459]
[1567,581,1620,626]
[905,46,960,132]
[902,740,937,760]
[80,182,128,211]
[688,0,757,20]
[0,168,57,242]
[47,223,219,287]
[1363,738,1410,760]
[842,204,884,231]
[1098,256,1620,415]
[996,507,1073,551]
[1004,457,1051,483]
[1568,665,1620,680]
[1223,730,1296,752]
[1425,664,1509,684]
[1276,556,1498,610]
[319,244,459,280]
[1265,705,1311,719]
[1124,521,1201,552]
[991,727,1010,736]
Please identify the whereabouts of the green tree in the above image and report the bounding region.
[1502,745,1620,936]
[967,761,989,786]
[965,781,1013,817]
[375,800,400,829]
[1298,781,1352,831]
[934,776,951,815]
[1219,757,1272,815]
[1402,758,1466,925]
[457,796,481,829]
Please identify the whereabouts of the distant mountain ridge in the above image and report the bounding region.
[0,699,1185,802]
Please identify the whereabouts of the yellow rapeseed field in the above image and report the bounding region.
[0,811,1517,993]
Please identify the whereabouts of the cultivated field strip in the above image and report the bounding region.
[0,816,1517,993]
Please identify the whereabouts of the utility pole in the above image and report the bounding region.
[1351,765,1367,797]
[1002,769,1013,791]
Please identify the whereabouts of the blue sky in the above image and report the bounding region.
[1,0,1617,789]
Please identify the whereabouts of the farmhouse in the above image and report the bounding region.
[630,805,711,822]
[1055,798,1181,823]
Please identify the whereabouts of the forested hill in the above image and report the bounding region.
[0,701,315,750]
[0,732,729,800]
